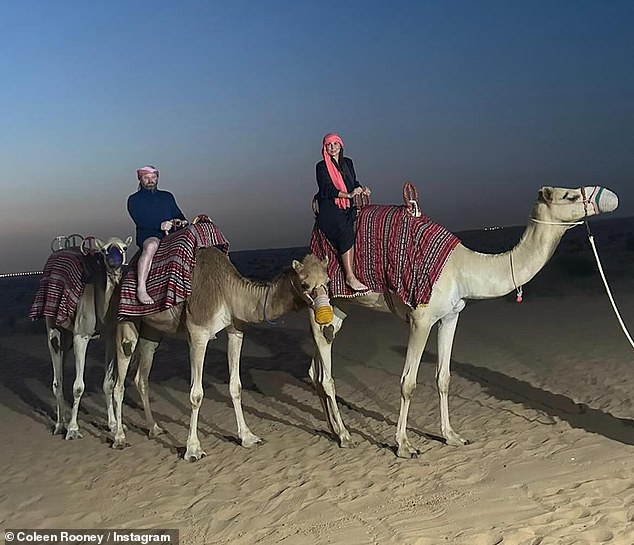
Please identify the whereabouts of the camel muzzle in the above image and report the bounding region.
[313,292,334,325]
[105,246,125,269]
[596,188,618,213]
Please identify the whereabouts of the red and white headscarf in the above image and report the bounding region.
[322,133,349,209]
[136,165,159,180]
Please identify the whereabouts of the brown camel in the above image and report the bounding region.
[33,236,132,439]
[112,247,331,461]
[308,186,618,457]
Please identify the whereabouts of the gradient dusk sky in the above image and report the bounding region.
[1,1,632,273]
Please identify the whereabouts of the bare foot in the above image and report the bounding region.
[136,288,155,305]
[346,277,369,291]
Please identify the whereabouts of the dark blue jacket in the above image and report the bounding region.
[127,187,186,247]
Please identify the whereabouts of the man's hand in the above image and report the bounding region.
[160,220,173,232]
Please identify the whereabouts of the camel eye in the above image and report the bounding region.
[301,281,310,290]
[564,192,579,202]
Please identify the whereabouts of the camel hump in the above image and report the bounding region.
[403,181,421,218]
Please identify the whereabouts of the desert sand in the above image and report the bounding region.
[1,217,633,545]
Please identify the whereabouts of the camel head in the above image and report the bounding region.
[94,236,133,271]
[291,254,333,324]
[535,186,618,223]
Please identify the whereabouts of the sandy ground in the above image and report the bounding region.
[1,218,633,545]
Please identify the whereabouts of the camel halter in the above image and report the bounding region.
[508,252,523,303]
[263,278,332,325]
[526,191,634,349]
[290,275,333,324]
[519,187,596,302]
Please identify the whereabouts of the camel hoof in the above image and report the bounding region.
[112,438,129,450]
[148,424,166,438]
[53,423,66,435]
[396,445,420,459]
[445,434,469,447]
[184,447,207,462]
[65,429,83,440]
[339,436,358,449]
[241,434,263,448]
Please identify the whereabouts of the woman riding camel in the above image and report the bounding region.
[314,133,371,291]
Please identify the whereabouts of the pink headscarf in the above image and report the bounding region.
[136,165,159,180]
[322,133,349,209]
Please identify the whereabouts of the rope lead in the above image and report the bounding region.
[585,221,634,349]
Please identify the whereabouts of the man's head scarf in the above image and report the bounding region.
[136,165,159,180]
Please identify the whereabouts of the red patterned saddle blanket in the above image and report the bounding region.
[310,205,460,308]
[29,250,92,327]
[118,221,229,319]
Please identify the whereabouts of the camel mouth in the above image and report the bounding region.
[596,188,618,213]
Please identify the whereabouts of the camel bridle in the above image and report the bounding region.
[513,186,599,302]
[530,186,603,227]
[289,273,329,308]
[262,274,329,324]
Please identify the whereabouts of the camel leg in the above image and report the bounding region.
[184,324,213,462]
[134,336,165,438]
[226,324,262,447]
[47,322,70,435]
[395,314,434,458]
[113,321,139,449]
[308,307,355,447]
[103,330,117,433]
[66,334,91,440]
[437,307,469,446]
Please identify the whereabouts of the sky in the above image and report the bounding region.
[1,0,633,273]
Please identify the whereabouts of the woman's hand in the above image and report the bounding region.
[350,187,365,198]
[361,186,372,196]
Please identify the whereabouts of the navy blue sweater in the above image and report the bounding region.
[127,187,186,247]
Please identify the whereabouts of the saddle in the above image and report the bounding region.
[310,182,460,308]
[118,218,230,318]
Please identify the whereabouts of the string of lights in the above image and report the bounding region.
[0,271,42,279]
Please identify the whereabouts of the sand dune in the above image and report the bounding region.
[1,216,633,544]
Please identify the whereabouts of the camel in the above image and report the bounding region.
[112,247,331,461]
[33,236,132,440]
[307,185,619,458]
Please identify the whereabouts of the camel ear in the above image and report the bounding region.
[324,255,329,266]
[94,238,105,250]
[292,259,303,272]
[125,236,133,246]
[539,187,554,203]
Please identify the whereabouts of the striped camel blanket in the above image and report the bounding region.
[29,249,99,328]
[118,221,229,319]
[310,205,460,308]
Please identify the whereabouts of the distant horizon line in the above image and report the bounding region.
[2,214,631,277]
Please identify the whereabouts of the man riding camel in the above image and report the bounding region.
[127,165,187,304]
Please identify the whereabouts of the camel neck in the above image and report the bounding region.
[232,272,299,324]
[458,218,573,300]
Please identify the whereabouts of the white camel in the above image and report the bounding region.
[112,248,331,461]
[36,236,132,439]
[308,186,618,457]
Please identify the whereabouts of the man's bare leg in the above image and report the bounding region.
[341,247,368,291]
[137,237,159,304]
